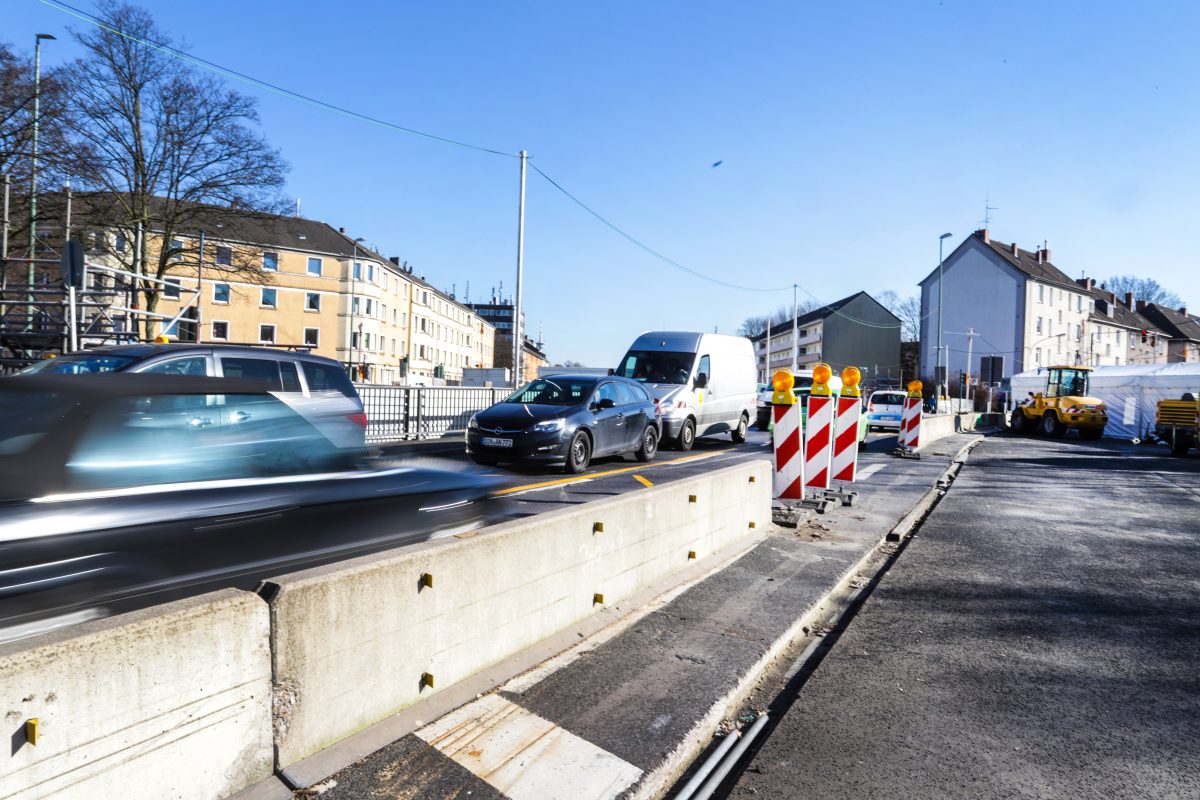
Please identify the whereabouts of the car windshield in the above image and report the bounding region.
[873,393,905,405]
[615,350,694,384]
[18,353,136,375]
[505,378,596,406]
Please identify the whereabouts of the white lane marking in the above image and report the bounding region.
[417,694,642,800]
[856,463,887,481]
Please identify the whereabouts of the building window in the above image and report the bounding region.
[259,324,276,344]
[213,283,230,303]
[306,292,320,312]
[263,251,278,271]
[368,264,375,282]
[353,262,362,280]
[211,320,229,341]
[164,278,182,299]
[365,299,373,317]
[352,297,360,314]
[169,239,183,262]
[1038,285,1044,303]
[215,246,232,266]
[115,233,127,253]
[303,327,319,347]
[261,287,277,307]
[307,257,322,276]
[1036,317,1043,334]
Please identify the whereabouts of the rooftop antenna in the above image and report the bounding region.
[982,190,998,229]
[465,281,470,303]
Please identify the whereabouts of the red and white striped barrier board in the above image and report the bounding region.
[831,395,861,483]
[804,395,834,491]
[901,397,922,449]
[772,403,804,499]
[773,403,803,499]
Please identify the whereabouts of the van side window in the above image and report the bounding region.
[279,361,302,392]
[220,357,283,391]
[302,362,357,397]
[697,355,711,385]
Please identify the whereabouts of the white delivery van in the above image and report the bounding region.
[615,331,757,450]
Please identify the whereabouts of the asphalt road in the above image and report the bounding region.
[384,426,907,523]
[724,433,1200,799]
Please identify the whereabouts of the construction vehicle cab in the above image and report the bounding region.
[1010,365,1108,440]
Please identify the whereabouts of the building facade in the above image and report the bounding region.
[1137,302,1200,363]
[751,292,901,385]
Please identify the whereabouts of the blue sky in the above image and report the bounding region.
[9,0,1199,365]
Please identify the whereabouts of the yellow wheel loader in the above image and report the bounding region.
[1010,365,1108,440]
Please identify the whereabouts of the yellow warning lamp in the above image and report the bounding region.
[153,335,171,344]
[907,379,923,399]
[771,369,796,405]
[841,366,862,398]
[811,363,833,397]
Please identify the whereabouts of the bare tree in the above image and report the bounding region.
[58,2,288,337]
[1102,275,1182,309]
[737,301,821,337]
[876,290,921,342]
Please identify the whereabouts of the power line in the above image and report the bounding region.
[37,0,515,158]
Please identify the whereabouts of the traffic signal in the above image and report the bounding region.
[1141,329,1148,343]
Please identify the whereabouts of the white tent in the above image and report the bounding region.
[1011,363,1200,440]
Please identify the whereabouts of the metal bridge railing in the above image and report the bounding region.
[356,385,509,443]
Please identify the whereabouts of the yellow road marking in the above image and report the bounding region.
[632,475,654,488]
[495,451,722,496]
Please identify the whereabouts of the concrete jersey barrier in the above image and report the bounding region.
[0,589,273,800]
[266,459,771,769]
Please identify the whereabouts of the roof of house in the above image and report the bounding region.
[1083,285,1160,333]
[977,233,1082,291]
[750,291,897,341]
[1137,303,1200,343]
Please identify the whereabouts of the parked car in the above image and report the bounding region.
[18,343,366,449]
[467,375,660,473]
[0,375,495,643]
[756,369,813,429]
[615,332,756,450]
[753,373,870,449]
[866,389,906,430]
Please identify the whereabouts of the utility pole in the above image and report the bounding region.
[965,327,976,405]
[28,33,56,326]
[791,283,798,372]
[764,315,771,382]
[196,231,205,343]
[513,150,527,387]
[936,232,952,405]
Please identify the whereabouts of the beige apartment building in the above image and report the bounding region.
[76,198,493,385]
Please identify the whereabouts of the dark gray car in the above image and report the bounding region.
[466,375,661,473]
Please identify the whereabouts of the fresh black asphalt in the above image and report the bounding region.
[725,434,1200,799]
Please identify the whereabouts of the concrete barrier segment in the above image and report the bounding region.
[264,459,772,770]
[0,589,273,800]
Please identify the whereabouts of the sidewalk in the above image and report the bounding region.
[272,435,982,800]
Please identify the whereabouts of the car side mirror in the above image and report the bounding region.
[596,398,616,410]
[695,373,708,389]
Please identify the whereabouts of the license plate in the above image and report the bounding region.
[482,437,513,448]
[879,414,899,421]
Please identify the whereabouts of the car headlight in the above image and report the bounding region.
[468,414,480,430]
[530,418,565,433]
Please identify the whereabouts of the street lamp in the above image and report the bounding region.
[935,232,952,410]
[28,33,56,325]
[348,236,365,379]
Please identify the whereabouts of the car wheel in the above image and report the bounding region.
[635,425,659,462]
[566,431,592,474]
[1010,409,1029,434]
[731,414,748,444]
[1040,411,1066,437]
[677,418,696,451]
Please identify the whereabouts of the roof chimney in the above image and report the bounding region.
[978,228,990,244]
[1180,305,1189,316]
[1010,242,1019,257]
[1043,248,1052,263]
[1036,249,1044,264]
[1136,299,1147,313]
[1124,291,1134,309]
[338,226,345,234]
[388,256,400,266]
